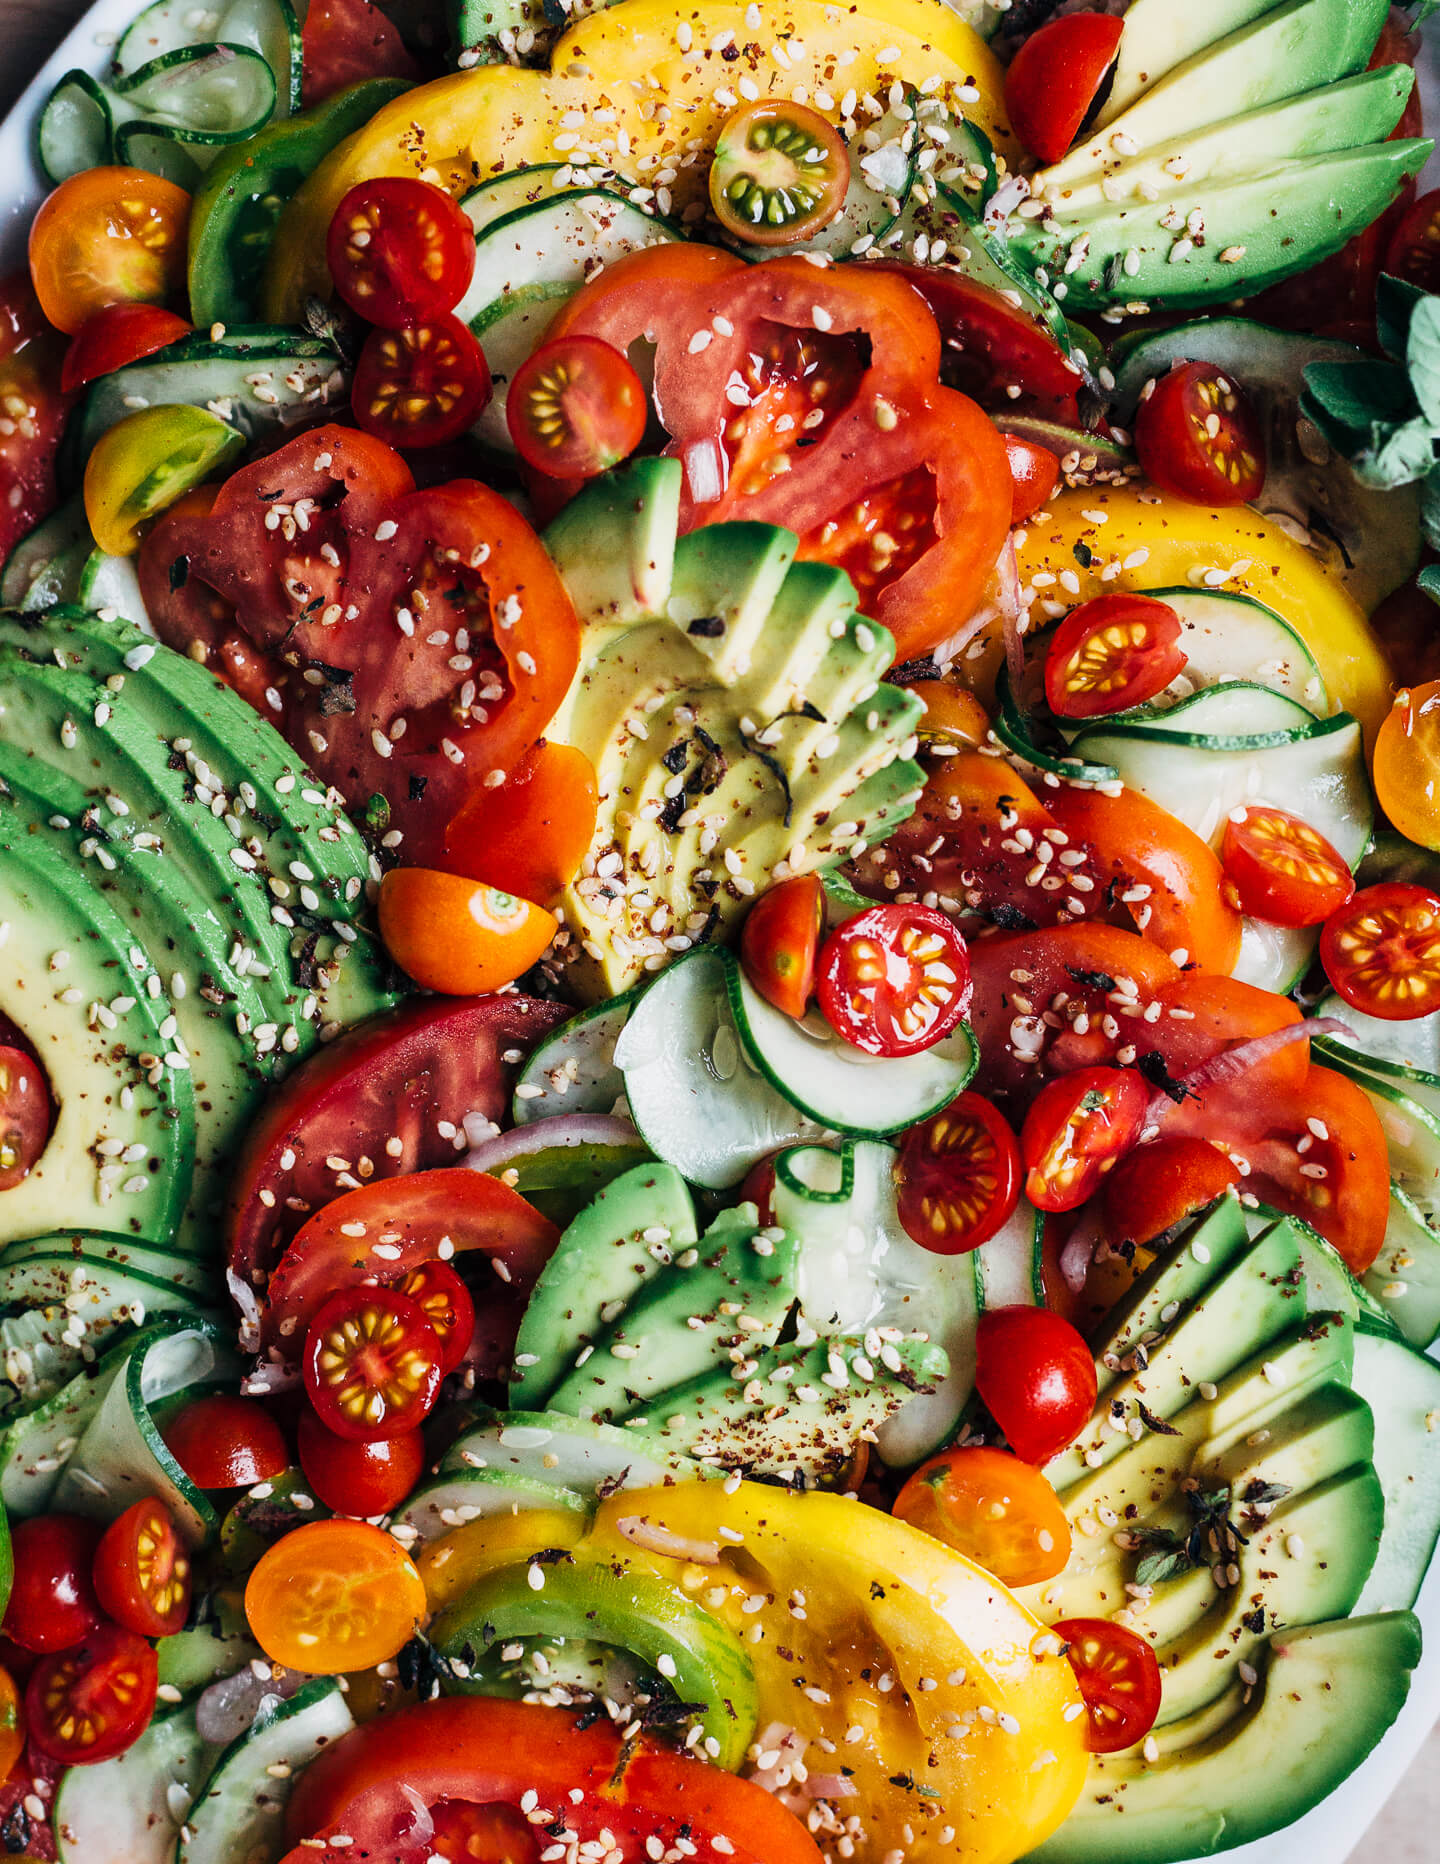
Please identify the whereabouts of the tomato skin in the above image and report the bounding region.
[327,179,476,330]
[740,875,826,1020]
[0,1046,50,1192]
[0,1670,23,1793]
[1020,1067,1148,1214]
[507,336,648,479]
[1134,362,1266,506]
[876,268,1082,423]
[1374,679,1440,851]
[1004,14,1124,165]
[353,314,492,448]
[392,1261,475,1375]
[894,1446,1071,1585]
[379,870,558,995]
[1044,594,1186,721]
[247,1519,426,1673]
[297,1412,425,1518]
[61,301,190,394]
[1321,881,1440,1021]
[3,1518,103,1655]
[430,1800,540,1863]
[304,1285,444,1442]
[29,168,190,335]
[1102,1136,1240,1249]
[1005,433,1061,524]
[301,0,418,108]
[161,1395,289,1490]
[895,1091,1022,1255]
[1385,188,1440,292]
[92,1501,190,1639]
[1052,1618,1162,1754]
[975,1305,1097,1464]
[1221,806,1355,928]
[444,742,599,904]
[27,1624,157,1766]
[0,274,72,559]
[817,903,972,1057]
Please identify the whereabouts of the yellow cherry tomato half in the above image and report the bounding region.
[378,868,558,994]
[30,167,191,334]
[244,1518,426,1673]
[1374,679,1440,851]
[893,1444,1072,1586]
[84,405,244,556]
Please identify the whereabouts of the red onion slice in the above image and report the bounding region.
[996,537,1027,691]
[464,1114,641,1176]
[1146,1015,1355,1126]
[1058,1204,1105,1294]
[196,1663,305,1745]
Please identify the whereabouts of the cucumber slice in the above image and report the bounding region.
[1314,990,1440,1122]
[1086,681,1321,741]
[439,1406,695,1488]
[0,1257,211,1408]
[729,963,978,1138]
[76,548,151,628]
[391,1466,589,1545]
[1364,1187,1440,1351]
[1120,587,1326,715]
[1312,1044,1440,1226]
[114,0,304,117]
[510,986,640,1125]
[53,1698,216,1864]
[0,1235,216,1298]
[116,46,277,147]
[179,1680,354,1864]
[992,667,1120,785]
[1350,1326,1440,1614]
[36,71,116,185]
[156,1627,262,1693]
[973,1196,1044,1309]
[0,500,92,610]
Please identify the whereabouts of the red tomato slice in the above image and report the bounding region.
[26,1625,157,1766]
[328,180,476,330]
[93,1500,190,1639]
[445,742,599,905]
[61,301,190,394]
[430,1800,541,1863]
[392,1260,475,1374]
[974,1305,1097,1463]
[740,875,826,1019]
[1385,187,1440,291]
[1004,13,1125,165]
[0,274,70,558]
[1043,595,1186,721]
[507,336,648,480]
[895,1090,1022,1254]
[1004,433,1061,524]
[1052,1618,1162,1754]
[0,1046,50,1192]
[1020,1065,1147,1213]
[1320,881,1440,1021]
[2,1517,102,1655]
[817,903,972,1057]
[301,0,418,108]
[1221,805,1355,928]
[262,1170,559,1376]
[1101,1135,1241,1249]
[1134,362,1266,506]
[304,1285,444,1440]
[297,1412,425,1519]
[161,1394,289,1490]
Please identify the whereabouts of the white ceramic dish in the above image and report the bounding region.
[0,3,1435,1858]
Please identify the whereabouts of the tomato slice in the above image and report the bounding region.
[301,0,418,108]
[353,314,492,448]
[739,875,826,1020]
[246,1519,426,1673]
[1004,13,1124,165]
[61,301,190,394]
[1051,1619,1162,1754]
[93,1500,190,1639]
[161,1394,289,1490]
[430,1800,541,1864]
[444,742,599,905]
[1385,187,1440,292]
[817,903,972,1057]
[392,1260,475,1375]
[29,167,190,334]
[0,274,71,559]
[1020,1066,1147,1213]
[328,179,476,330]
[974,1305,1097,1464]
[895,1090,1022,1254]
[1320,881,1440,1021]
[1044,595,1187,721]
[893,1445,1071,1586]
[1101,1136,1241,1251]
[297,1412,425,1519]
[379,870,559,994]
[708,102,850,245]
[1220,805,1356,928]
[1005,433,1061,525]
[1134,362,1266,506]
[26,1625,157,1766]
[1373,678,1440,851]
[0,1046,50,1192]
[507,336,647,480]
[304,1285,444,1440]
[0,1672,22,1798]
[2,1517,102,1656]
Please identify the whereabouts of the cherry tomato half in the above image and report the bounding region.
[1385,188,1440,294]
[975,1305,1097,1465]
[1004,13,1124,166]
[740,874,827,1020]
[1374,678,1440,852]
[304,1285,444,1441]
[161,1394,289,1490]
[92,1500,190,1639]
[393,1261,475,1376]
[894,1445,1071,1585]
[61,301,191,394]
[1220,806,1355,928]
[297,1411,426,1519]
[352,315,491,449]
[327,179,476,330]
[26,1624,157,1765]
[1102,1136,1240,1251]
[1004,432,1060,525]
[1134,362,1266,506]
[1051,1618,1162,1754]
[245,1518,426,1672]
[817,903,972,1057]
[3,1517,102,1655]
[29,168,190,335]
[1044,594,1186,721]
[708,101,850,245]
[506,336,647,481]
[1020,1066,1148,1213]
[0,1047,49,1192]
[895,1091,1022,1255]
[378,869,558,995]
[1320,882,1440,1021]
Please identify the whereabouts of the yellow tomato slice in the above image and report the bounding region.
[84,405,244,557]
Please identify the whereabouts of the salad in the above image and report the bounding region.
[0,0,1437,1857]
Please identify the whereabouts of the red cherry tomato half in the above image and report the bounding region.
[507,336,648,481]
[1004,13,1124,165]
[0,1045,50,1192]
[895,1091,1021,1255]
[1221,806,1355,929]
[304,1285,444,1441]
[392,1260,475,1376]
[1044,594,1186,721]
[1320,881,1440,1021]
[3,1516,103,1654]
[1134,361,1266,506]
[817,903,972,1058]
[327,179,476,330]
[161,1394,290,1489]
[61,300,191,394]
[297,1410,426,1518]
[352,315,492,449]
[1003,433,1060,525]
[92,1499,190,1639]
[740,874,827,1019]
[26,1623,157,1766]
[1101,1135,1240,1250]
[975,1305,1097,1464]
[1020,1066,1148,1213]
[1052,1617,1163,1753]
[1385,188,1440,294]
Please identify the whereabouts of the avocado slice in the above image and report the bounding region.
[1093,0,1286,129]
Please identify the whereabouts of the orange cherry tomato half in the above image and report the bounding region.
[297,1411,426,1519]
[975,1305,1097,1465]
[1385,187,1440,293]
[894,1445,1071,1585]
[1004,432,1060,525]
[378,868,558,995]
[1101,1135,1240,1250]
[507,336,648,480]
[61,300,191,394]
[1004,13,1124,165]
[1320,881,1440,1021]
[1134,361,1266,506]
[0,1667,23,1786]
[352,315,491,449]
[161,1394,289,1490]
[393,1260,475,1375]
[26,1623,157,1765]
[1373,678,1440,851]
[1220,805,1355,928]
[1044,594,1186,721]
[895,1090,1022,1255]
[708,101,850,245]
[1052,1618,1162,1754]
[303,1284,444,1442]
[817,903,972,1057]
[444,740,599,905]
[327,178,476,330]
[740,874,827,1019]
[1020,1066,1148,1213]
[906,680,991,751]
[0,1046,49,1193]
[244,1518,427,1672]
[92,1499,191,1638]
[29,167,190,335]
